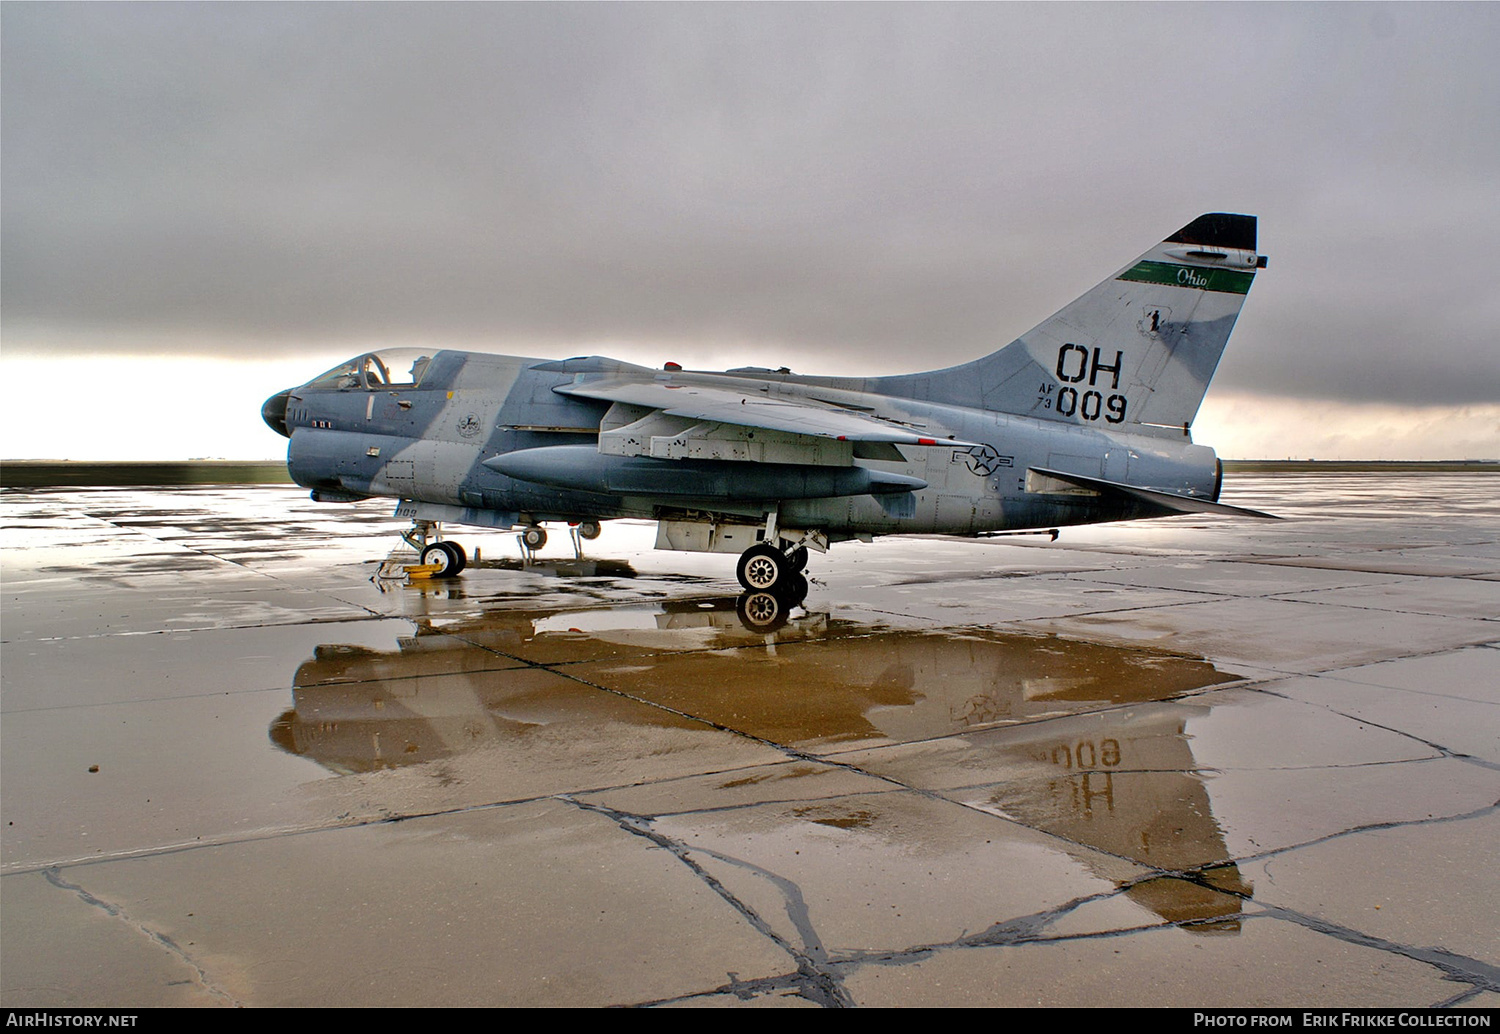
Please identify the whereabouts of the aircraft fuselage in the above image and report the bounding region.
[276,349,1220,538]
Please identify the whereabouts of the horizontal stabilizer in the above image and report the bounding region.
[1028,467,1279,520]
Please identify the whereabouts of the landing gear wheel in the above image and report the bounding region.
[420,541,464,578]
[788,545,809,572]
[737,544,788,592]
[781,572,809,605]
[577,521,602,541]
[444,541,467,574]
[736,590,788,632]
[522,526,547,550]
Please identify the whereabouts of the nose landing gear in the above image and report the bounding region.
[419,540,467,576]
[401,518,467,579]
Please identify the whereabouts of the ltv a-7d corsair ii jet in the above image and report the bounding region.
[263,213,1273,596]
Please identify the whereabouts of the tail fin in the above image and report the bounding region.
[875,214,1265,436]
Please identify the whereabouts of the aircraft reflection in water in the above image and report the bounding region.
[271,598,1252,930]
[262,214,1272,595]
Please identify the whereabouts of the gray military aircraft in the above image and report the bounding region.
[263,212,1272,596]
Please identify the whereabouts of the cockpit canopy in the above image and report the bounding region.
[306,349,436,391]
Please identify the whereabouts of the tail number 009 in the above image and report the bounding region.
[1057,387,1126,423]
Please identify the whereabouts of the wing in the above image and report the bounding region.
[482,373,966,513]
[555,377,976,448]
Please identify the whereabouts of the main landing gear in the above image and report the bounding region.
[734,532,811,632]
[735,542,809,599]
[735,510,814,601]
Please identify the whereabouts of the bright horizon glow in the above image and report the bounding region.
[1194,392,1500,463]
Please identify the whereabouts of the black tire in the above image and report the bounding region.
[445,541,467,574]
[779,572,808,605]
[420,541,462,578]
[788,545,809,572]
[522,526,547,550]
[577,520,602,541]
[736,590,787,632]
[736,544,787,591]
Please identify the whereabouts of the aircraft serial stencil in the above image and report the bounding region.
[263,213,1274,600]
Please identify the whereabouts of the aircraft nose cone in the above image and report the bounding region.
[262,389,292,438]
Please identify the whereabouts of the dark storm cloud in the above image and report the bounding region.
[4,2,1498,405]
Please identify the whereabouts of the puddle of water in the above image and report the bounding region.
[274,596,1240,770]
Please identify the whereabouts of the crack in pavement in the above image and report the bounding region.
[793,863,1499,1007]
[41,867,243,1007]
[561,796,853,1008]
[1248,682,1500,773]
[1239,800,1499,869]
[1247,903,1500,997]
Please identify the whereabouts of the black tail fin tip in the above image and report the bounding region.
[1167,213,1257,252]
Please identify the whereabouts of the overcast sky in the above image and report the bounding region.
[3,2,1497,459]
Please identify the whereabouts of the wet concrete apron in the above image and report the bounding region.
[2,475,1496,1006]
